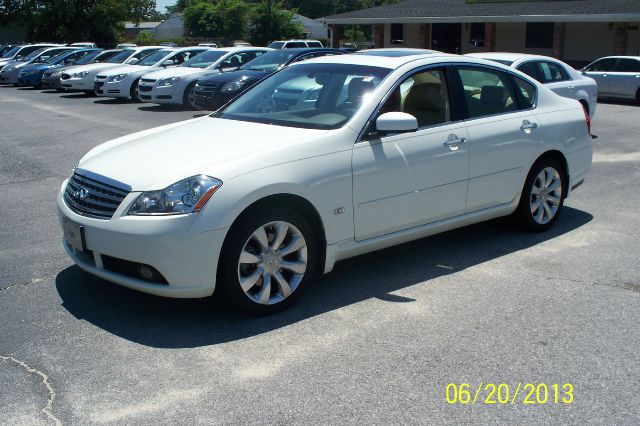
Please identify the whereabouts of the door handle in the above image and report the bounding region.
[568,85,575,90]
[520,121,538,132]
[443,137,467,147]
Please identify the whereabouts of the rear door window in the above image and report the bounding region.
[517,62,543,82]
[457,67,518,118]
[539,62,569,82]
[611,58,640,73]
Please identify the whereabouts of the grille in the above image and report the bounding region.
[64,170,131,219]
[95,75,107,81]
[141,78,156,84]
[61,73,71,80]
[138,85,152,92]
[195,83,220,96]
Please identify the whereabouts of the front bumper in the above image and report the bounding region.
[57,180,228,298]
[138,84,181,105]
[193,93,230,111]
[41,75,61,89]
[17,73,41,87]
[95,79,129,98]
[61,76,93,90]
[0,69,19,84]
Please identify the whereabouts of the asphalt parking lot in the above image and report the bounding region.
[1,86,639,425]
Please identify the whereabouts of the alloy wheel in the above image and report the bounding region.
[237,221,307,305]
[530,167,562,225]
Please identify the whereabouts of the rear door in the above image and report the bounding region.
[608,58,640,98]
[454,65,540,211]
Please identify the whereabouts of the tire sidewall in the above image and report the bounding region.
[183,82,196,108]
[219,208,318,315]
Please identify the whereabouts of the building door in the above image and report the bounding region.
[431,23,462,53]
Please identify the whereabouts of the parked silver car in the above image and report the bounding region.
[582,56,640,103]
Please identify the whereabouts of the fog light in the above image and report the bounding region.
[137,264,156,281]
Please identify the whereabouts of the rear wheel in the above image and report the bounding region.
[636,88,640,104]
[219,208,317,315]
[512,158,566,232]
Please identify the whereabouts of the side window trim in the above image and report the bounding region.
[357,64,458,143]
[452,64,530,121]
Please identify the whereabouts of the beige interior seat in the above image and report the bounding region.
[403,83,445,127]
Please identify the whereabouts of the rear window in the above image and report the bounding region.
[307,41,323,48]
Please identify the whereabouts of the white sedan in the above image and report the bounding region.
[60,46,164,93]
[582,56,640,103]
[94,47,209,101]
[58,53,592,314]
[467,52,598,118]
[137,47,270,107]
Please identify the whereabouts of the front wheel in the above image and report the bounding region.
[130,78,141,102]
[512,158,566,232]
[183,82,196,108]
[219,209,317,315]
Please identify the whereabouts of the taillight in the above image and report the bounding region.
[582,105,591,135]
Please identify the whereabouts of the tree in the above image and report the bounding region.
[183,0,250,40]
[249,0,303,46]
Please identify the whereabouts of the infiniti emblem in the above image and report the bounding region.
[75,187,89,200]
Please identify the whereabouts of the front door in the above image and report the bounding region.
[352,68,469,240]
[584,57,616,95]
[431,24,462,54]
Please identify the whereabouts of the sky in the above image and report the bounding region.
[156,0,176,13]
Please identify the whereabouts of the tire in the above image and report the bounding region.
[219,208,318,315]
[512,157,566,232]
[130,78,141,102]
[183,82,196,108]
[636,88,640,105]
[82,90,96,96]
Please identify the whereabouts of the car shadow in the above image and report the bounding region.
[55,207,593,348]
[60,93,95,99]
[17,87,41,90]
[137,104,195,112]
[597,98,639,107]
[93,98,135,105]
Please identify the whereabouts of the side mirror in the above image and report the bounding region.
[128,58,139,65]
[15,55,23,60]
[163,59,175,67]
[376,112,418,133]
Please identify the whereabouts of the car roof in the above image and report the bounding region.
[265,47,340,55]
[594,55,640,60]
[466,52,561,62]
[357,48,439,57]
[298,51,455,69]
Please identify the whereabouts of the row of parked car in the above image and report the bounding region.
[1,42,639,117]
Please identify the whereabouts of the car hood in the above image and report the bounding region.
[99,64,158,77]
[143,66,218,80]
[69,63,125,74]
[198,69,268,85]
[78,117,332,190]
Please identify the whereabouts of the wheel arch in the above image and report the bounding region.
[219,193,328,277]
[529,149,570,192]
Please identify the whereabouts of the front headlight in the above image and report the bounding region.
[107,73,127,83]
[73,71,89,78]
[221,79,247,93]
[157,76,181,87]
[128,175,222,215]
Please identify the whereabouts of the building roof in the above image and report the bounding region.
[322,0,640,24]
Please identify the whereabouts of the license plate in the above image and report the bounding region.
[63,217,86,252]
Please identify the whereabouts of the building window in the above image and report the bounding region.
[469,23,485,47]
[390,23,404,45]
[525,23,554,49]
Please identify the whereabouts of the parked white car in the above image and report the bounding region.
[0,43,61,68]
[268,39,323,49]
[60,46,164,93]
[0,46,78,84]
[58,53,592,314]
[467,52,598,118]
[582,56,640,103]
[95,47,209,101]
[137,47,270,107]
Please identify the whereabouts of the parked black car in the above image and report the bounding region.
[193,48,344,110]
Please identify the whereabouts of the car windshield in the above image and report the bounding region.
[137,49,172,66]
[267,42,285,49]
[182,50,226,68]
[74,51,103,65]
[240,50,294,71]
[106,49,135,63]
[216,63,390,130]
[46,51,70,64]
[2,46,20,58]
[24,48,47,61]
